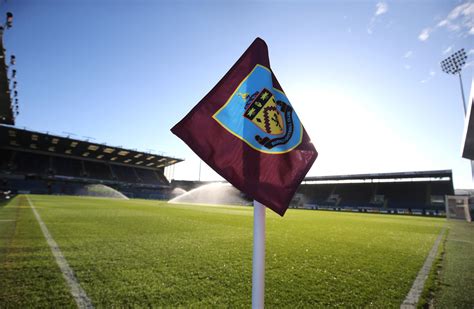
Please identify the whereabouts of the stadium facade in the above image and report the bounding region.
[171,171,455,216]
[296,170,454,215]
[0,125,182,199]
[0,22,15,125]
[0,127,456,216]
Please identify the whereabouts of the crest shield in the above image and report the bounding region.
[212,64,303,154]
[244,89,284,135]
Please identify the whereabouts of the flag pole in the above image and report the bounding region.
[252,200,265,309]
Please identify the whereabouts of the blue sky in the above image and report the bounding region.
[4,0,474,188]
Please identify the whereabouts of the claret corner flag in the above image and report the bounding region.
[171,37,317,216]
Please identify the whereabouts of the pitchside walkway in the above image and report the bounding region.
[434,220,474,307]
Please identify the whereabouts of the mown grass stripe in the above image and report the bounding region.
[11,195,443,307]
[400,227,445,308]
[26,195,94,309]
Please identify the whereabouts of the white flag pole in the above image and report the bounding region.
[252,200,266,309]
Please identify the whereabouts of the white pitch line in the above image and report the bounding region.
[400,228,445,309]
[26,196,94,309]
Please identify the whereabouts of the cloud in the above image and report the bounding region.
[443,46,453,54]
[468,49,474,56]
[418,28,432,41]
[368,2,388,34]
[419,2,474,41]
[375,2,388,16]
[402,52,413,70]
[437,20,448,27]
[421,70,436,83]
[404,50,413,58]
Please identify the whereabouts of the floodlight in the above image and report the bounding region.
[6,12,12,28]
[11,69,15,78]
[441,49,467,74]
[10,54,15,65]
[440,48,469,114]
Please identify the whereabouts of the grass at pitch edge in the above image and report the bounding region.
[0,196,76,307]
[0,195,446,307]
[0,198,18,264]
[416,228,447,308]
[433,220,474,308]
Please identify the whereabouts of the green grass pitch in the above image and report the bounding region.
[0,195,445,307]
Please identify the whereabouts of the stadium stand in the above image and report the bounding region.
[299,183,336,205]
[377,182,427,209]
[112,165,139,183]
[52,156,84,178]
[83,161,112,180]
[171,180,223,192]
[0,121,456,216]
[12,151,50,174]
[170,171,454,216]
[0,28,14,126]
[298,170,454,215]
[135,167,160,184]
[0,125,182,199]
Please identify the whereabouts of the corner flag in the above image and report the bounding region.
[171,38,317,216]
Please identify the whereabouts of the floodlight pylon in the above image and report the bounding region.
[440,48,468,114]
[441,48,474,180]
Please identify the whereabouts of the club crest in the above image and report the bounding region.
[213,65,303,154]
[243,89,284,136]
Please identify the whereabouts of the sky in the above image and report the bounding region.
[3,0,474,188]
